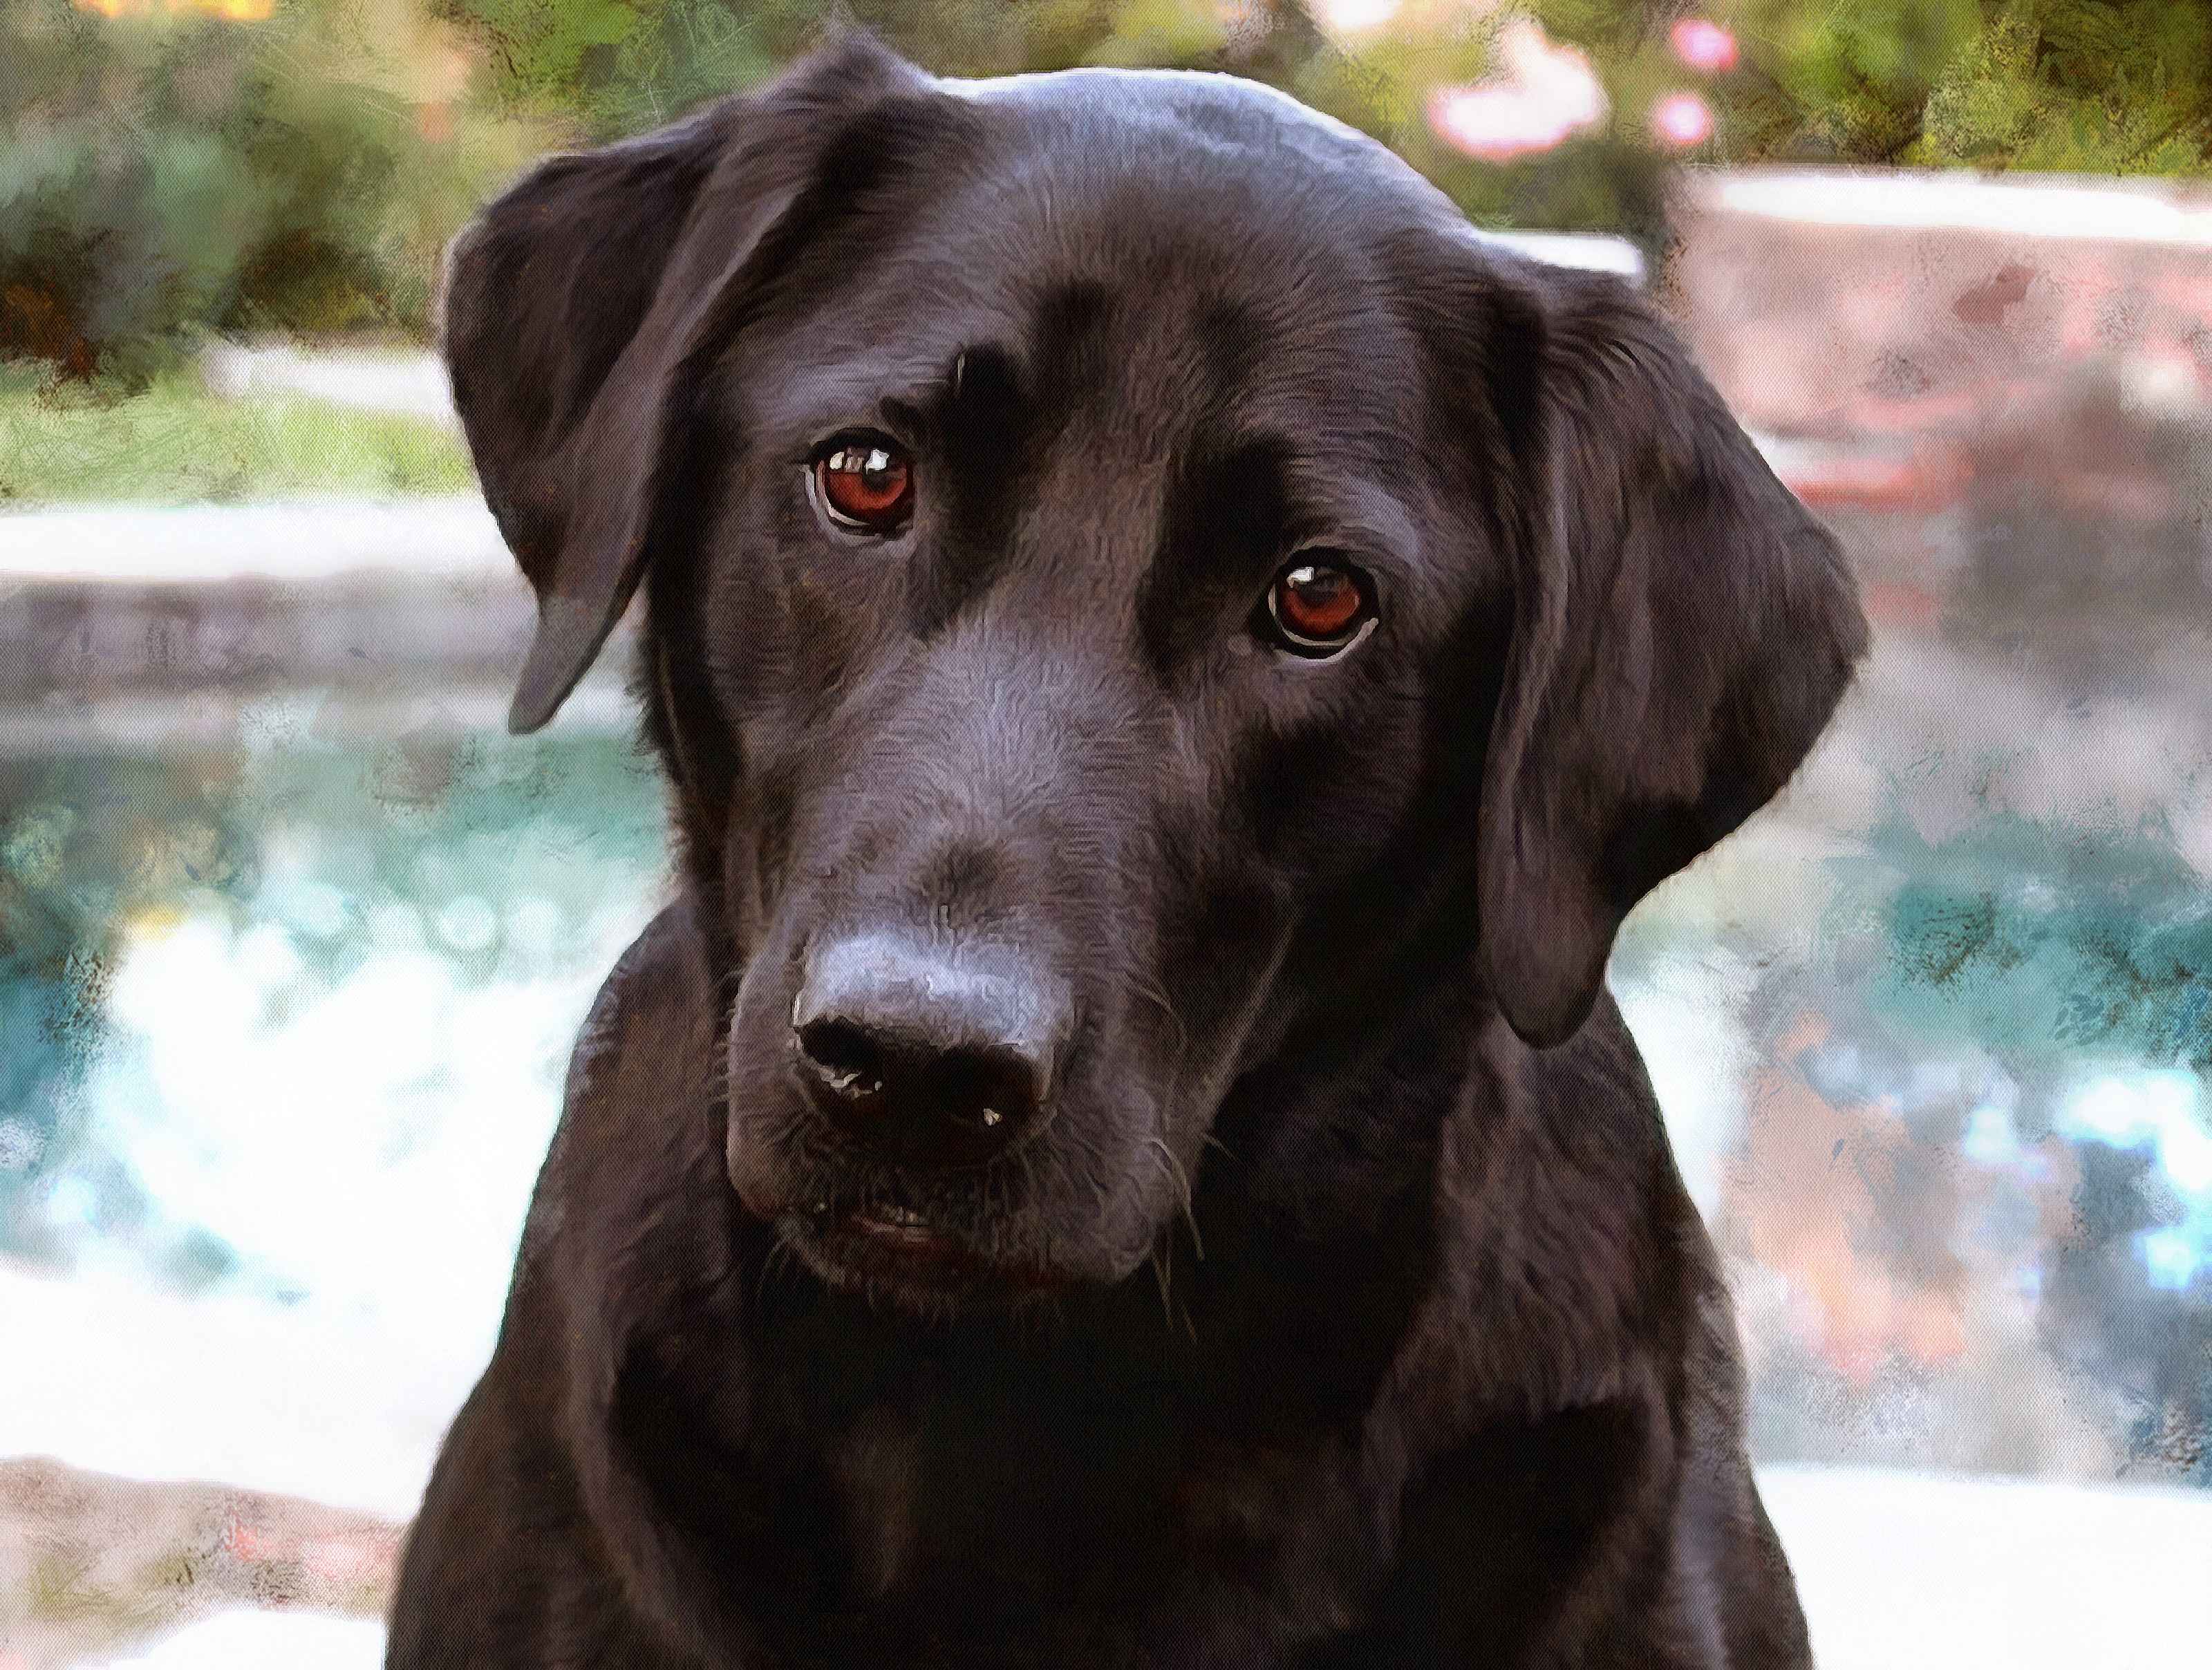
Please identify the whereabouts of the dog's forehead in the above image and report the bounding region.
[740,71,1433,451]
[935,64,1442,307]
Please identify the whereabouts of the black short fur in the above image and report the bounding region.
[389,31,1866,1669]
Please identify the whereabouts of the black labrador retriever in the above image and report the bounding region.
[388,31,1866,1669]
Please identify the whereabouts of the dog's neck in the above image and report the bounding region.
[721,948,1479,1594]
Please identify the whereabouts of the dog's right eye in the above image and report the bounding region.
[810,433,915,534]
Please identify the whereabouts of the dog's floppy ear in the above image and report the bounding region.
[436,34,933,733]
[1466,263,1868,1047]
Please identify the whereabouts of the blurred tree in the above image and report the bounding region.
[1697,0,2212,171]
[8,1,2210,377]
[426,1,1678,254]
[0,0,545,381]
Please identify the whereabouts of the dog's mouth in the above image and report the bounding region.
[775,1197,1075,1308]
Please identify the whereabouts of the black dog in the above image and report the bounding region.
[388,32,1865,1669]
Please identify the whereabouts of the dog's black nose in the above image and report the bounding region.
[791,934,1065,1168]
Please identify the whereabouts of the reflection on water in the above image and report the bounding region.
[1747,806,2212,1483]
[1,724,667,1334]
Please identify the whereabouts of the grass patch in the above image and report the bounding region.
[0,363,476,506]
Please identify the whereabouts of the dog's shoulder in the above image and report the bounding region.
[1414,991,1709,1418]
[1360,998,1807,1667]
[447,898,715,1385]
[518,895,731,1304]
[490,901,709,1278]
[1482,988,1691,1239]
[391,901,735,1666]
[447,897,725,1441]
[564,899,719,1115]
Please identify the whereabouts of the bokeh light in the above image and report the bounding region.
[1650,89,1717,149]
[1427,19,1607,162]
[1671,17,1740,74]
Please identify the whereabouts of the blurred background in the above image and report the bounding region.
[4,1,2211,1664]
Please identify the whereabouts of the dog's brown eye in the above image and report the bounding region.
[1264,560,1374,657]
[813,434,913,533]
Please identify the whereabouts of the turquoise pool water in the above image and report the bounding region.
[1,724,668,1303]
[2,693,2206,1491]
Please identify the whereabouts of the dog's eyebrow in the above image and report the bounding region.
[912,341,1030,602]
[737,339,987,456]
[1171,435,1289,567]
[1140,428,1418,677]
[1280,462,1423,567]
[926,341,1024,444]
[748,332,1029,453]
[1166,433,1419,576]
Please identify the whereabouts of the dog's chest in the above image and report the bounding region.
[813,1396,1375,1660]
[828,1402,923,1597]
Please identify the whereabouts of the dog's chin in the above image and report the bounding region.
[727,1122,1177,1319]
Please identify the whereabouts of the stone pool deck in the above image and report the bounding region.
[0,413,1961,751]
[0,496,637,753]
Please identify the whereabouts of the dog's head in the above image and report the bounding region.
[442,35,1866,1313]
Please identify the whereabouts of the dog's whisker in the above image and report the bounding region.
[1145,1134,1204,1265]
[1129,969,1189,1055]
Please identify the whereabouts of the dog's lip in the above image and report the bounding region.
[845,1202,962,1255]
[781,1202,1072,1297]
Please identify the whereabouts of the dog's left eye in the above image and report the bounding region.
[812,433,914,534]
[1261,558,1376,658]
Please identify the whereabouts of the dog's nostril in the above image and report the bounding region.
[929,1047,1042,1136]
[795,1018,889,1106]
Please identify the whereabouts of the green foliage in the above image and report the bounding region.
[413,0,2212,179]
[435,0,2212,268]
[8,1,2207,379]
[1691,0,2212,171]
[435,0,770,135]
[433,0,1208,136]
[432,1,1674,251]
[1085,0,1217,66]
[1,0,540,382]
[0,362,476,505]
